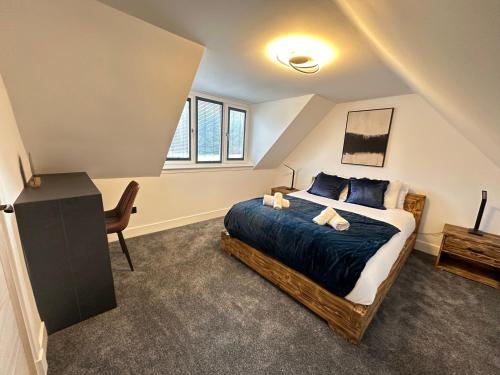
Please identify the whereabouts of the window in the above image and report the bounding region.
[227,108,246,160]
[164,93,249,168]
[166,99,191,160]
[196,97,223,163]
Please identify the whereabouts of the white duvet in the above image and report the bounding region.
[288,190,415,305]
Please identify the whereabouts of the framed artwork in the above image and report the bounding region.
[341,107,394,167]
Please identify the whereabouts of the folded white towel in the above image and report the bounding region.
[313,207,336,225]
[262,194,274,206]
[328,211,350,231]
[262,194,290,209]
[273,192,283,210]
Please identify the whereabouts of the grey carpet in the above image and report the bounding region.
[47,218,499,375]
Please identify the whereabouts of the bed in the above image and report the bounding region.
[220,190,426,343]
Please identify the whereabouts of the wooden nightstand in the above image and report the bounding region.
[271,186,299,195]
[436,224,499,288]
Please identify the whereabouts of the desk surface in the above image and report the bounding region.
[15,172,100,204]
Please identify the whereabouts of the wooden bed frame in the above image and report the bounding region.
[220,193,426,344]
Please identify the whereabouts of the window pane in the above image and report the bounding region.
[197,98,222,162]
[228,108,246,159]
[167,100,190,160]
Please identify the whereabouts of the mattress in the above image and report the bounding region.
[288,190,415,305]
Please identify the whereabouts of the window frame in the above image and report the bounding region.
[226,107,247,161]
[195,96,224,164]
[164,92,251,170]
[166,98,192,161]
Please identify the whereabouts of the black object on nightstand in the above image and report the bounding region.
[468,190,487,236]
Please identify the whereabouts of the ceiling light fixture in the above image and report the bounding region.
[278,55,319,74]
[267,35,335,75]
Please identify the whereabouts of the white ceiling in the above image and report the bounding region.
[336,0,500,168]
[99,0,412,104]
[252,95,335,169]
[0,0,203,178]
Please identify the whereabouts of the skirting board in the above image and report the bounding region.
[108,207,440,258]
[108,208,230,242]
[415,239,440,256]
[35,322,48,375]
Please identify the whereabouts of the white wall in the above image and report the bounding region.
[250,95,313,167]
[274,94,500,254]
[94,93,500,256]
[91,88,277,240]
[94,168,276,240]
[252,95,335,169]
[0,0,203,178]
[0,74,46,373]
[335,0,500,168]
[0,259,31,375]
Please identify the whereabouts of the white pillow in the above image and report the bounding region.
[396,183,410,209]
[384,180,403,209]
[339,185,349,201]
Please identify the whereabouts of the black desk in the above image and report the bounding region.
[14,172,116,333]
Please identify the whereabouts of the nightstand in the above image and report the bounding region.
[436,224,499,288]
[271,186,299,195]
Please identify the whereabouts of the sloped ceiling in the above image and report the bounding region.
[251,95,335,169]
[335,0,500,167]
[0,0,204,178]
[99,0,411,103]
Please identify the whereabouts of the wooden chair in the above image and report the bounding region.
[105,181,139,271]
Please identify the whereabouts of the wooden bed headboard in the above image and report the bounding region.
[403,193,426,233]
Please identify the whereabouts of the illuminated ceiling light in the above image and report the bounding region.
[267,35,335,74]
[278,55,319,74]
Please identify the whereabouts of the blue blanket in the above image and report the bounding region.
[224,196,400,297]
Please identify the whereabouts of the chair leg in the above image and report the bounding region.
[117,231,134,271]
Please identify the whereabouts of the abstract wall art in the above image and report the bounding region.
[341,108,394,167]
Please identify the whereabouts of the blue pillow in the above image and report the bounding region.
[308,172,348,200]
[346,178,389,209]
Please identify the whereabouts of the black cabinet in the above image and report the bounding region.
[14,172,116,333]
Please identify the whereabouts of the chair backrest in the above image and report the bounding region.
[115,181,140,227]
